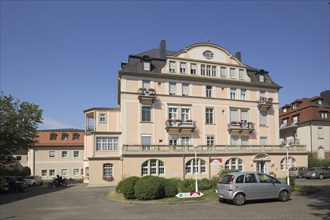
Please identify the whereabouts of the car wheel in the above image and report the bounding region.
[278,190,289,202]
[233,193,245,206]
[319,174,324,179]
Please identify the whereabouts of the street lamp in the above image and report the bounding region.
[285,143,290,186]
[193,144,199,192]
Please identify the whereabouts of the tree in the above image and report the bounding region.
[0,94,43,165]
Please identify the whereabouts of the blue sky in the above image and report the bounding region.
[1,0,329,129]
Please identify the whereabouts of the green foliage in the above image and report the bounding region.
[0,166,31,176]
[179,179,195,192]
[134,176,165,200]
[0,94,43,165]
[308,153,330,167]
[198,178,212,190]
[164,178,179,198]
[210,176,220,188]
[219,169,238,175]
[120,176,140,199]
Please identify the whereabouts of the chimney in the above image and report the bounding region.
[235,52,241,62]
[320,90,330,106]
[159,40,166,59]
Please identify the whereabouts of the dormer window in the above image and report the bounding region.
[292,103,299,109]
[203,50,214,59]
[292,115,299,125]
[169,61,176,73]
[61,133,69,140]
[320,111,328,119]
[318,99,323,106]
[73,133,80,140]
[143,61,150,71]
[283,108,287,113]
[50,133,57,140]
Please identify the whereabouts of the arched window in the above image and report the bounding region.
[280,157,296,171]
[103,163,113,179]
[141,159,165,176]
[225,158,243,171]
[317,147,325,159]
[185,158,206,175]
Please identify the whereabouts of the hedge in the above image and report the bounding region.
[134,176,165,200]
[120,176,140,199]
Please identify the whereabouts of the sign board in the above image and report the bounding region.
[175,192,204,198]
[210,158,222,165]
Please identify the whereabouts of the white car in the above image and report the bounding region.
[24,176,43,186]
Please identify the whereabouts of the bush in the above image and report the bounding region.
[134,176,165,200]
[120,176,140,199]
[210,176,220,188]
[20,166,31,177]
[308,153,330,167]
[164,178,179,198]
[179,179,195,192]
[198,178,211,190]
[115,178,125,194]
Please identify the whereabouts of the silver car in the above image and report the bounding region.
[216,172,291,205]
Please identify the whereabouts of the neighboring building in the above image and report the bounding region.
[84,41,308,186]
[279,90,330,159]
[26,129,84,180]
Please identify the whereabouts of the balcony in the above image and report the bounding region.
[138,88,156,103]
[228,120,255,134]
[279,122,298,130]
[257,97,273,111]
[122,144,307,156]
[165,119,196,132]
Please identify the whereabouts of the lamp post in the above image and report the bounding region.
[285,143,290,186]
[193,144,199,192]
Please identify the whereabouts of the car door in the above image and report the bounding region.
[257,173,278,199]
[243,173,260,200]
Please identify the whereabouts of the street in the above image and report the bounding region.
[1,179,329,220]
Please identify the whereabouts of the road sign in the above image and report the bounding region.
[175,192,204,198]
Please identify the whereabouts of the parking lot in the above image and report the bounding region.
[1,178,329,220]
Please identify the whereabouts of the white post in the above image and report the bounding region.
[285,143,290,186]
[194,144,199,192]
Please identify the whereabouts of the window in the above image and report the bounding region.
[280,157,296,171]
[245,174,257,183]
[141,160,165,176]
[103,164,113,178]
[259,75,265,82]
[73,151,80,158]
[141,135,152,148]
[205,108,214,124]
[260,137,268,145]
[73,169,80,177]
[168,107,178,120]
[169,61,176,73]
[318,127,323,139]
[206,85,212,98]
[50,133,57,140]
[206,136,214,145]
[220,67,226,78]
[230,136,239,145]
[230,88,236,99]
[73,133,80,140]
[49,151,56,159]
[181,107,190,122]
[282,118,288,127]
[61,169,68,177]
[185,158,206,175]
[292,115,299,125]
[142,80,150,89]
[230,109,238,122]
[61,133,69,140]
[182,83,189,96]
[41,170,48,177]
[203,50,214,59]
[320,112,328,119]
[211,66,216,77]
[225,158,243,171]
[239,69,244,80]
[260,111,267,126]
[240,89,246,100]
[61,151,68,159]
[16,156,21,161]
[49,169,55,177]
[292,103,299,109]
[317,147,325,159]
[181,136,190,145]
[99,113,106,122]
[180,62,186,73]
[241,136,249,145]
[96,137,118,151]
[169,135,178,146]
[143,61,150,71]
[190,63,197,75]
[201,65,206,76]
[141,105,151,122]
[169,82,176,95]
[236,175,244,183]
[230,68,236,78]
[206,65,211,76]
[241,110,248,122]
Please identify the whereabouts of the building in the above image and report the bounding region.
[279,90,330,159]
[26,129,84,180]
[84,41,308,186]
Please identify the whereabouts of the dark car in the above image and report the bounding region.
[304,167,330,179]
[0,177,10,193]
[4,176,28,192]
[289,167,307,178]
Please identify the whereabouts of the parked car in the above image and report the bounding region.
[304,167,330,179]
[24,175,43,186]
[216,172,291,206]
[0,177,10,193]
[4,176,28,192]
[289,167,307,178]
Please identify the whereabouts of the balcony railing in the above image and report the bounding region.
[165,119,196,132]
[227,121,255,134]
[122,145,307,155]
[138,88,156,103]
[279,122,298,130]
[257,97,273,110]
[86,126,95,132]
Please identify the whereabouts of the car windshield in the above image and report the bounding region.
[219,174,233,184]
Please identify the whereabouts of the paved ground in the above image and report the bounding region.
[0,179,329,220]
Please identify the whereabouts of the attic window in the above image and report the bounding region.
[61,133,69,140]
[320,111,328,119]
[318,99,323,106]
[292,103,299,109]
[283,108,287,113]
[203,50,214,59]
[143,61,150,71]
[50,133,57,140]
[259,75,265,82]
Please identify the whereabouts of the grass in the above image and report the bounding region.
[293,184,320,194]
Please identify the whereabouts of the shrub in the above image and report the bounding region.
[134,176,165,200]
[20,166,31,177]
[164,178,179,198]
[179,179,195,192]
[210,176,220,188]
[115,178,125,194]
[120,176,140,199]
[198,178,211,190]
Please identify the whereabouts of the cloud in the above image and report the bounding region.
[38,117,77,130]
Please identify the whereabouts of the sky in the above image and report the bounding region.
[1,0,329,130]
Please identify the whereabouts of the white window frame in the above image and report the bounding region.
[141,105,151,122]
[182,83,189,96]
[181,107,190,122]
[49,169,56,177]
[73,168,80,177]
[190,63,197,75]
[230,88,236,100]
[220,67,226,78]
[143,61,150,71]
[230,68,236,78]
[169,61,176,73]
[180,62,186,74]
[49,151,56,159]
[206,136,214,146]
[206,85,212,98]
[96,137,119,151]
[41,169,48,177]
[73,150,80,159]
[240,89,247,100]
[61,151,68,159]
[169,82,176,95]
[61,169,68,177]
[239,69,244,80]
[205,108,214,124]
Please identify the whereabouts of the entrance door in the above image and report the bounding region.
[256,161,266,173]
